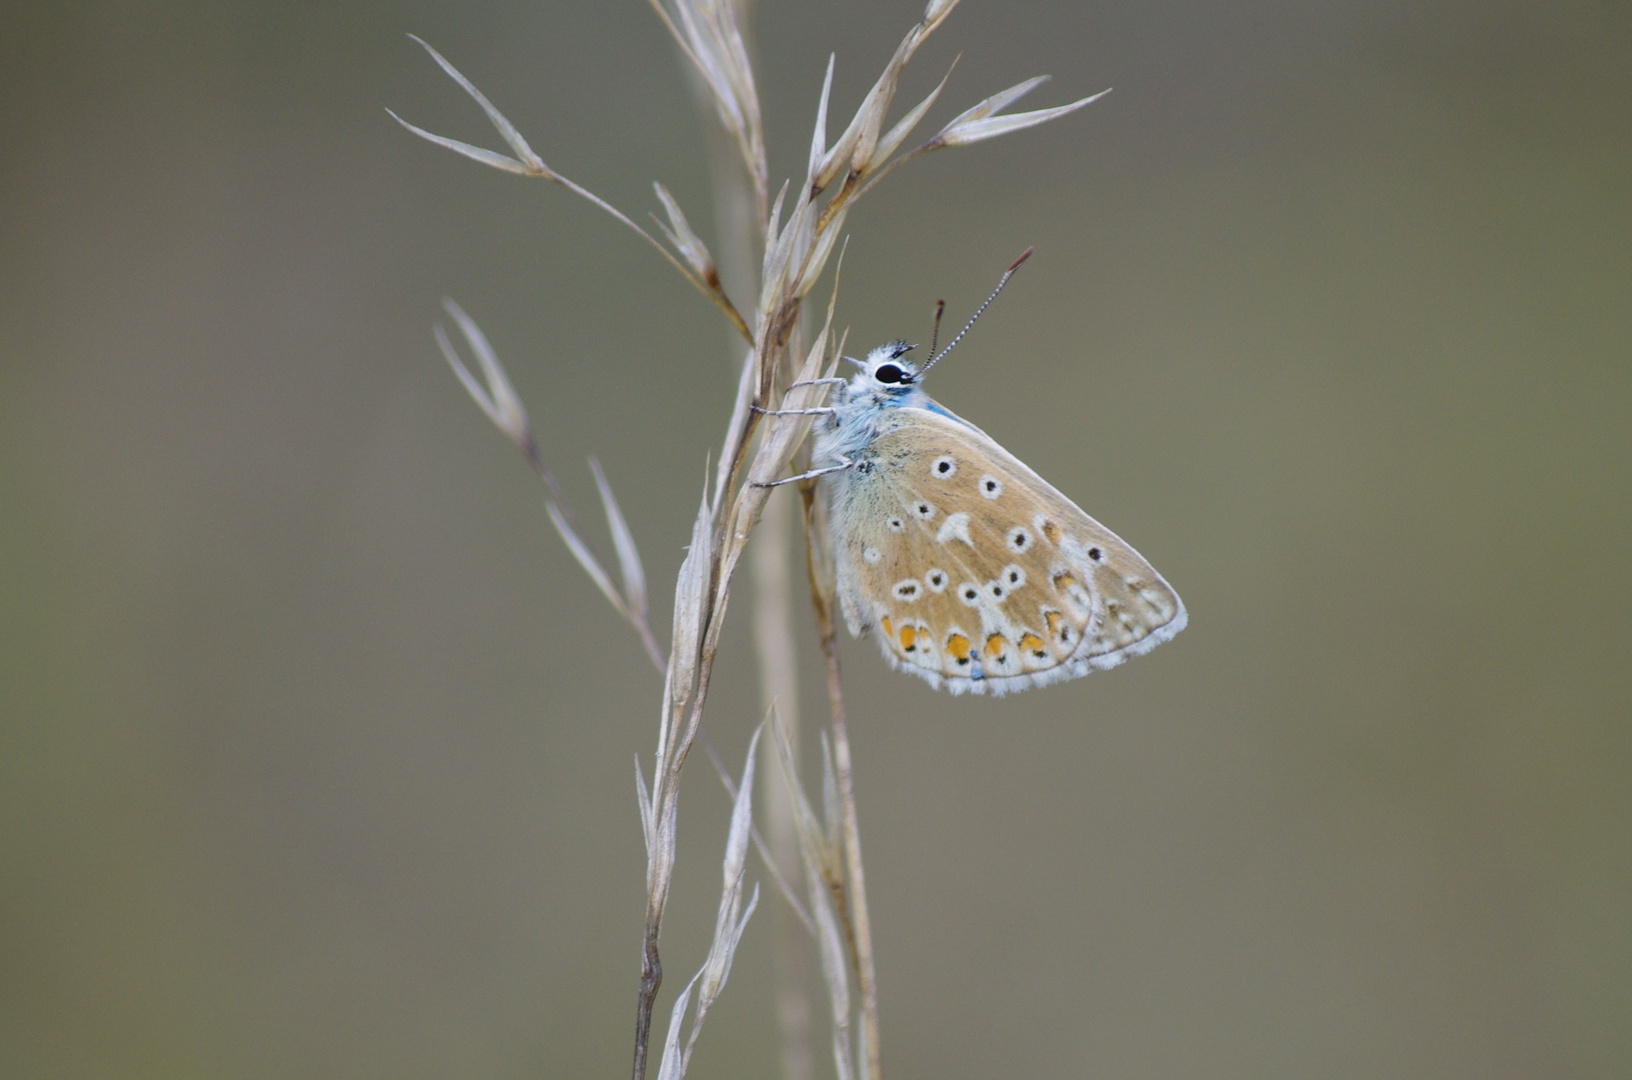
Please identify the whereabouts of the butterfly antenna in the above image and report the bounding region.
[918,247,1033,378]
[927,299,946,361]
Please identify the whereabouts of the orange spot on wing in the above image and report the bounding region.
[898,624,917,652]
[1052,571,1078,591]
[1044,610,1064,638]
[881,615,893,640]
[1041,519,1061,545]
[1019,632,1046,658]
[946,633,971,661]
[984,633,1010,658]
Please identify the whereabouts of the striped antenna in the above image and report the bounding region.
[927,298,947,362]
[915,247,1033,378]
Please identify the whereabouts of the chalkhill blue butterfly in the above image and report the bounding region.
[766,251,1186,695]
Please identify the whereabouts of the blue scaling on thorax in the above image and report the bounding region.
[817,377,974,467]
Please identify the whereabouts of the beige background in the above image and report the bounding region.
[2,1,1628,1077]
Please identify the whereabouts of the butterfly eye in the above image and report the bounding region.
[874,364,905,384]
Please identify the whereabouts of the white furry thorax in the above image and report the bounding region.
[814,342,937,465]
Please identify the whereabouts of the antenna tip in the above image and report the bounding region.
[1009,247,1035,272]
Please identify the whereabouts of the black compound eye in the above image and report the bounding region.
[874,364,905,385]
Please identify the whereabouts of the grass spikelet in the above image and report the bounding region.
[400,3,1109,1077]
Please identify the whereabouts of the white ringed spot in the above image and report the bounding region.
[886,516,905,533]
[892,578,923,601]
[862,546,881,564]
[1006,526,1032,552]
[911,500,936,520]
[931,455,957,479]
[979,475,1003,499]
[924,568,949,593]
[957,581,982,606]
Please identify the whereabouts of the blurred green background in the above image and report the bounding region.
[2,1,1628,1077]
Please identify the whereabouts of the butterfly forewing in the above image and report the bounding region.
[824,405,1185,695]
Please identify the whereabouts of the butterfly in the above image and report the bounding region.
[763,261,1186,695]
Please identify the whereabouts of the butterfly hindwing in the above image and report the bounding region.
[823,405,1186,695]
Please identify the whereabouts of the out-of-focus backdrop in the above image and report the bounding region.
[2,1,1627,1077]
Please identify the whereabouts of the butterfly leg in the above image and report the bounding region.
[752,455,854,488]
[751,404,836,416]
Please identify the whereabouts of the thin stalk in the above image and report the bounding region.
[754,487,814,1080]
[827,705,879,1080]
[633,932,663,1080]
[801,484,881,1080]
[678,8,816,1075]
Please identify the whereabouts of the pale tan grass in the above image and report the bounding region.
[395,3,1107,1077]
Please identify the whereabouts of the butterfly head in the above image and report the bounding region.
[844,340,925,403]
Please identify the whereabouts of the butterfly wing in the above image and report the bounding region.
[821,404,1186,695]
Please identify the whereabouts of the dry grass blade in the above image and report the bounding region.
[811,4,955,193]
[654,726,767,1080]
[812,880,855,1080]
[653,183,721,290]
[771,708,855,1080]
[936,73,1050,134]
[546,499,625,617]
[653,977,697,1080]
[936,85,1112,146]
[819,735,842,865]
[807,56,836,182]
[850,81,1108,204]
[699,728,815,933]
[793,206,849,301]
[590,458,649,619]
[435,299,535,458]
[770,704,840,884]
[401,36,752,343]
[645,0,767,211]
[590,459,668,673]
[664,490,715,761]
[635,758,656,854]
[713,351,759,519]
[868,59,957,174]
[685,726,764,1060]
[437,301,669,670]
[389,110,537,176]
[399,36,548,174]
